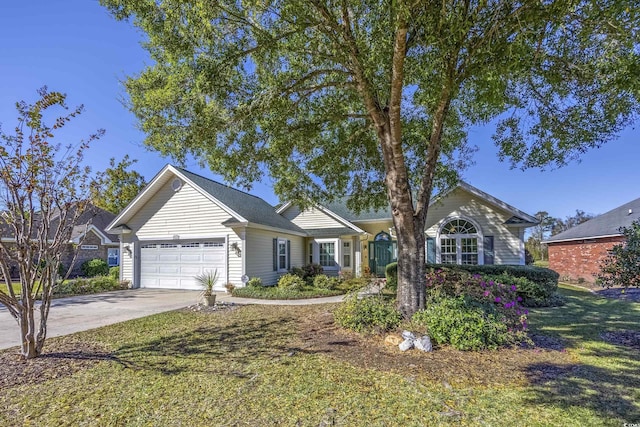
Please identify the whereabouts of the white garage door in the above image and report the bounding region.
[140,240,226,290]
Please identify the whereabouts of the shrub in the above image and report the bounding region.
[412,296,519,351]
[232,286,340,300]
[81,258,109,277]
[109,266,119,280]
[277,273,305,290]
[424,268,529,335]
[484,272,550,306]
[335,277,368,292]
[426,264,559,302]
[334,294,401,333]
[247,277,263,288]
[385,262,397,291]
[291,263,324,281]
[54,275,123,296]
[313,274,337,290]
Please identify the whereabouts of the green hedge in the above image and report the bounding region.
[54,276,124,296]
[426,264,559,302]
[386,263,559,304]
[385,262,397,291]
[231,286,342,300]
[81,258,109,277]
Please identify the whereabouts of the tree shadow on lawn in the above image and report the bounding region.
[525,357,640,421]
[523,287,640,420]
[112,315,328,376]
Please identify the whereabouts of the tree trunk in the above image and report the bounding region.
[393,210,427,318]
[19,300,39,359]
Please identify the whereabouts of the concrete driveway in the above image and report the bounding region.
[0,289,202,350]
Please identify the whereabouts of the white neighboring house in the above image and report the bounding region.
[106,165,538,290]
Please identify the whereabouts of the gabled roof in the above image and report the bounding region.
[1,204,117,244]
[321,198,392,222]
[545,197,640,243]
[70,205,118,243]
[107,165,305,236]
[434,182,538,226]
[298,181,538,226]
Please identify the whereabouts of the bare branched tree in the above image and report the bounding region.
[0,87,103,359]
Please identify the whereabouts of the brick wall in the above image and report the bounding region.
[547,236,624,283]
[61,232,111,276]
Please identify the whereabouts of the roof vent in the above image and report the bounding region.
[629,209,633,215]
[171,178,183,192]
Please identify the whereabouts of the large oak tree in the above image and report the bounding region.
[102,0,639,317]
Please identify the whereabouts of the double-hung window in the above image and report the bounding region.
[278,239,287,271]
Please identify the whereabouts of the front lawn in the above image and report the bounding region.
[1,284,638,425]
[0,282,22,295]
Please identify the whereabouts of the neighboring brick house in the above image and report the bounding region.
[62,206,120,276]
[544,197,640,283]
[1,205,120,278]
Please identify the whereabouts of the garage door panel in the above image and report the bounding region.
[180,253,203,262]
[158,265,180,274]
[140,241,226,290]
[180,266,202,275]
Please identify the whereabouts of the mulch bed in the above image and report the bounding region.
[296,309,572,387]
[0,338,115,389]
[600,330,640,350]
[593,287,640,302]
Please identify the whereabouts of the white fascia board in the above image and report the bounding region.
[351,218,392,224]
[276,201,364,234]
[314,205,365,234]
[543,233,623,244]
[431,182,539,225]
[71,225,114,245]
[275,201,293,214]
[226,220,308,237]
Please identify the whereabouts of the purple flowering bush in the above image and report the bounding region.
[413,268,529,350]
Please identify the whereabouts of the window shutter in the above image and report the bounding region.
[426,237,436,264]
[484,236,494,265]
[287,240,291,270]
[273,238,278,271]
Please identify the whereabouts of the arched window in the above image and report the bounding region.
[438,218,481,265]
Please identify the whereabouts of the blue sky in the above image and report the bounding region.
[1,1,638,220]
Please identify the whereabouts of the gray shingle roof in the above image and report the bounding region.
[177,168,306,235]
[321,198,392,222]
[302,227,361,237]
[545,197,640,242]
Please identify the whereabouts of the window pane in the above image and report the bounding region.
[342,241,351,268]
[440,238,457,264]
[319,242,335,267]
[460,238,478,265]
[442,219,477,235]
[278,241,287,270]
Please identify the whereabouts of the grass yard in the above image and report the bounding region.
[0,282,22,295]
[1,284,639,426]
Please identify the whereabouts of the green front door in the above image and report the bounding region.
[368,241,397,277]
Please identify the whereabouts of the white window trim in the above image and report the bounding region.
[435,216,484,265]
[277,238,288,272]
[314,238,339,270]
[342,240,352,269]
[107,248,120,267]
